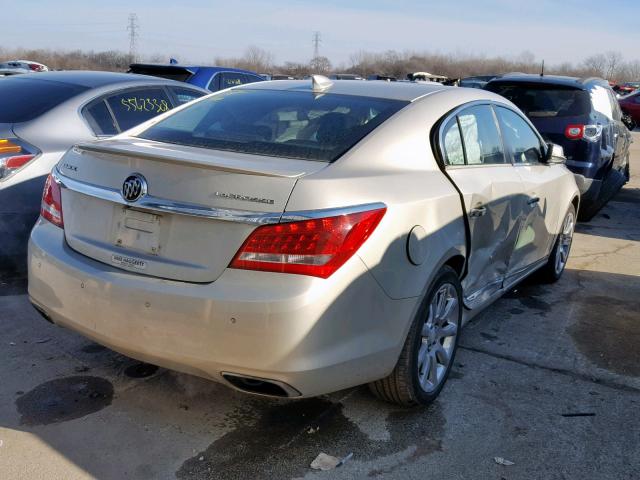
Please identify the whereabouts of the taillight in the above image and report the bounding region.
[41,174,64,228]
[0,138,38,180]
[564,125,584,139]
[229,207,386,278]
[564,124,603,142]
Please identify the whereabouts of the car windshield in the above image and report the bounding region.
[486,83,591,118]
[137,89,408,162]
[0,77,89,122]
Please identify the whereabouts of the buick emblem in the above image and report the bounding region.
[121,174,147,202]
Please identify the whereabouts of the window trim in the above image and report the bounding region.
[80,85,177,136]
[437,100,513,169]
[492,104,547,167]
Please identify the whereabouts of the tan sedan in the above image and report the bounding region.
[28,77,579,405]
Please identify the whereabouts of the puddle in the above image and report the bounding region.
[177,394,444,480]
[16,376,113,426]
[124,362,159,378]
[503,284,551,316]
[568,295,640,377]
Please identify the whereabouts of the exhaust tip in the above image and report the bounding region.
[222,372,301,398]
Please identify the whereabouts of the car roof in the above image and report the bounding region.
[234,78,451,101]
[130,64,261,76]
[7,70,190,88]
[488,73,609,90]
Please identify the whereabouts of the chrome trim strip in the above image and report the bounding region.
[280,202,386,222]
[54,168,386,226]
[54,168,282,225]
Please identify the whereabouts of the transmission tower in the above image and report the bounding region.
[127,13,139,62]
[312,31,321,58]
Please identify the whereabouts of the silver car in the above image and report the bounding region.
[0,71,206,277]
[28,77,579,405]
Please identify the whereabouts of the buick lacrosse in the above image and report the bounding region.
[28,76,579,405]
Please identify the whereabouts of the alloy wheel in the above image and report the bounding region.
[555,211,575,275]
[417,283,459,393]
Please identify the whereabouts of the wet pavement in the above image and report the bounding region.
[1,135,638,479]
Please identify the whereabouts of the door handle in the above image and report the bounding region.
[469,206,487,217]
[527,196,540,206]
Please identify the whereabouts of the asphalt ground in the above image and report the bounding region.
[1,134,639,479]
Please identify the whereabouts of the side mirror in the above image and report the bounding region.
[543,142,566,164]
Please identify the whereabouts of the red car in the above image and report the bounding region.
[619,90,640,129]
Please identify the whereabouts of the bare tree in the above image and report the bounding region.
[309,56,332,73]
[604,51,624,80]
[583,53,607,77]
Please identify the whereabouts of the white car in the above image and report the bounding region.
[28,77,579,405]
[0,60,49,72]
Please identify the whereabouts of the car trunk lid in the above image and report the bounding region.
[59,138,328,282]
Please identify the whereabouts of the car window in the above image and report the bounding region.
[0,76,88,123]
[486,83,591,118]
[106,88,173,132]
[243,74,263,85]
[457,105,506,165]
[169,87,206,106]
[606,89,622,121]
[220,73,246,90]
[590,86,613,119]
[495,107,543,164]
[83,100,118,136]
[441,118,465,165]
[138,89,408,162]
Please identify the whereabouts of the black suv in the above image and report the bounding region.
[485,74,631,219]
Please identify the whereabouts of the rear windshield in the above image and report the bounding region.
[486,83,591,118]
[129,65,194,83]
[0,77,88,122]
[138,89,408,162]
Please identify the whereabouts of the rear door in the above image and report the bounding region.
[494,106,563,275]
[441,104,526,307]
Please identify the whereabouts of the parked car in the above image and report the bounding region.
[0,71,207,277]
[29,77,578,406]
[0,68,29,77]
[128,63,263,92]
[459,75,499,89]
[619,90,640,130]
[485,74,631,220]
[328,73,364,80]
[367,74,397,81]
[0,60,49,72]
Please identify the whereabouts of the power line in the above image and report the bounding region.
[126,13,139,62]
[312,31,321,58]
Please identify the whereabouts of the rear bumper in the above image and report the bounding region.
[28,219,417,397]
[572,173,601,207]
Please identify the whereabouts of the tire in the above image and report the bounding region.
[537,204,576,283]
[622,113,636,131]
[369,265,462,406]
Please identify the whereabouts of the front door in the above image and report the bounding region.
[440,104,526,308]
[494,106,563,276]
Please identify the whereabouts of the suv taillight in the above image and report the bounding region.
[41,173,64,228]
[564,124,603,142]
[0,138,39,181]
[229,207,386,278]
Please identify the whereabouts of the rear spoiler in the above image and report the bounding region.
[128,64,195,82]
[74,141,317,179]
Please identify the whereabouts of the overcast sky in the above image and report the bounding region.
[3,0,639,66]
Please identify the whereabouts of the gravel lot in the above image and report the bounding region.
[1,134,639,479]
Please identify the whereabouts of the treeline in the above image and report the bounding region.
[3,46,640,82]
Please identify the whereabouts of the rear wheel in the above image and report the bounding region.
[622,112,636,131]
[369,266,461,406]
[537,204,575,283]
